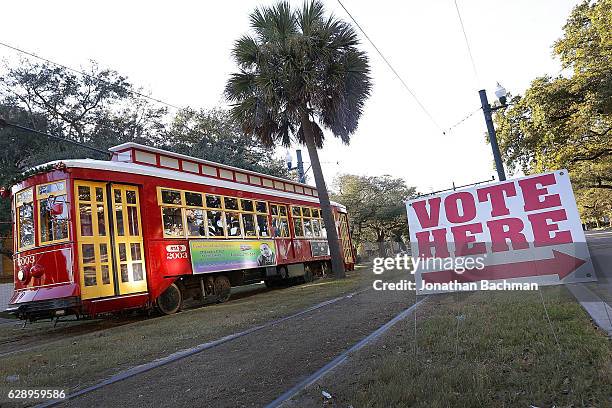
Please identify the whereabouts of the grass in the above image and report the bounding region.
[0,266,371,401]
[294,286,612,407]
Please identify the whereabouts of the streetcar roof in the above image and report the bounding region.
[109,142,316,190]
[14,158,347,211]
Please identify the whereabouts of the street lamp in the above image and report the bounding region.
[479,83,508,181]
[285,149,306,184]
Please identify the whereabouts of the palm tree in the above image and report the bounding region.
[225,0,371,278]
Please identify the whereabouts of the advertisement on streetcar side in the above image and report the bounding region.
[189,239,277,274]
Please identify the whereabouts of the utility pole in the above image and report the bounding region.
[479,89,506,182]
[286,149,306,184]
[295,149,305,184]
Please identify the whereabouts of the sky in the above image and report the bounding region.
[0,0,579,193]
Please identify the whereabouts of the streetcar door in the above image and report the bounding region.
[110,184,148,295]
[337,213,354,264]
[270,203,295,262]
[75,181,115,300]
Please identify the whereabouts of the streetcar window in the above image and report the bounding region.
[257,215,270,237]
[84,266,96,286]
[97,204,106,236]
[115,204,125,236]
[206,195,222,209]
[161,189,182,205]
[186,208,206,237]
[290,206,323,238]
[95,187,104,202]
[303,218,313,237]
[16,188,35,250]
[224,197,239,211]
[255,201,268,214]
[39,194,69,244]
[79,204,93,236]
[133,263,144,281]
[38,181,65,197]
[126,190,137,204]
[271,205,289,238]
[127,206,139,236]
[162,207,184,236]
[78,186,91,201]
[130,243,142,261]
[207,210,225,236]
[240,199,254,212]
[279,219,289,237]
[312,219,322,237]
[242,214,257,237]
[226,212,241,237]
[185,192,203,207]
[293,218,303,237]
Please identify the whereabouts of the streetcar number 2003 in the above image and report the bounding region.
[16,255,35,267]
[167,252,188,260]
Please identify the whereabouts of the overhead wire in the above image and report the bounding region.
[453,0,480,85]
[0,41,182,110]
[443,106,481,135]
[335,0,445,134]
[0,40,286,165]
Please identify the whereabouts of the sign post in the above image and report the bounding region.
[406,170,595,294]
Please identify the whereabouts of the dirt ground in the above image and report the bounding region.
[55,271,415,407]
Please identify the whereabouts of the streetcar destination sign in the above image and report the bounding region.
[406,170,595,294]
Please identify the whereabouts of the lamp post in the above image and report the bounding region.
[285,150,306,184]
[479,83,507,181]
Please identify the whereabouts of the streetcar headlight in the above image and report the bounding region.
[17,270,24,281]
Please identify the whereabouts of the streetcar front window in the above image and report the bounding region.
[15,188,35,250]
[162,207,184,236]
[39,195,69,243]
[37,181,69,244]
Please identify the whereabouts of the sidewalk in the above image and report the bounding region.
[0,282,13,312]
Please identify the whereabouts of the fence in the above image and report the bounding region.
[357,241,410,261]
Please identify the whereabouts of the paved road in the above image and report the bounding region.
[584,230,612,304]
[0,282,12,312]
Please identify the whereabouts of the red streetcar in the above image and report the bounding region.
[7,143,355,320]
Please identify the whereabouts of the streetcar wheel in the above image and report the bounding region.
[303,267,314,283]
[214,275,231,303]
[322,261,331,276]
[156,283,183,315]
[278,266,289,280]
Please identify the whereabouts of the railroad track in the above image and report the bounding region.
[36,286,373,408]
[0,282,279,357]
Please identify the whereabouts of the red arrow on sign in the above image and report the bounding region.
[422,250,585,284]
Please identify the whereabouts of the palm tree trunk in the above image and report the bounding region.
[301,119,346,278]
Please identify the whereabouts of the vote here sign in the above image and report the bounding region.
[406,170,595,294]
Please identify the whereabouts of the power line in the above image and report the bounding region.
[0,41,284,160]
[453,0,480,84]
[335,0,444,134]
[0,118,111,157]
[444,106,481,135]
[0,41,183,110]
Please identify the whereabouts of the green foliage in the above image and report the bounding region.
[224,0,372,148]
[165,108,290,178]
[0,59,296,256]
[494,0,612,220]
[331,174,416,249]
